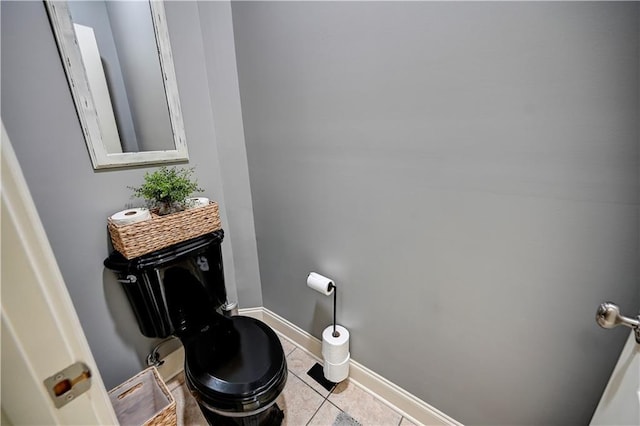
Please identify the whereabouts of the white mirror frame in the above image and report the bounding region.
[45,1,189,169]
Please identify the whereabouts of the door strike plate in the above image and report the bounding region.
[43,361,92,408]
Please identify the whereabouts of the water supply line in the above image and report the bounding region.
[146,336,179,367]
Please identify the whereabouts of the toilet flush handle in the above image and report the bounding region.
[596,302,640,344]
[117,275,137,284]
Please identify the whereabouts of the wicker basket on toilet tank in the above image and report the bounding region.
[109,166,222,259]
[108,201,222,260]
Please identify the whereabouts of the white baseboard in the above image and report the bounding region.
[159,307,460,425]
[156,345,184,383]
[236,306,264,321]
[250,307,461,426]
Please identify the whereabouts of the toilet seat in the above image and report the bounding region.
[184,316,287,416]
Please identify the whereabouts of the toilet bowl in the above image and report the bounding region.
[105,230,287,425]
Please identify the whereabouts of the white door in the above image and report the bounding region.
[1,124,118,425]
[590,328,640,424]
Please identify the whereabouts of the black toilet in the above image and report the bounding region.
[104,230,287,425]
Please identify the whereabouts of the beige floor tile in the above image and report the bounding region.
[308,401,343,426]
[166,372,185,391]
[166,325,414,426]
[169,379,207,426]
[328,379,402,426]
[286,348,331,397]
[277,332,297,356]
[276,373,325,426]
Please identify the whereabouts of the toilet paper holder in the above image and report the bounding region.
[308,272,350,383]
[307,272,340,338]
[327,282,340,338]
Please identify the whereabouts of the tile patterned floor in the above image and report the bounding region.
[167,332,418,426]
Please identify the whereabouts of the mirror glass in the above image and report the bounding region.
[46,1,188,169]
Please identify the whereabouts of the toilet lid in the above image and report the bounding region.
[184,316,287,414]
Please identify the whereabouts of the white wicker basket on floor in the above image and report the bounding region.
[109,367,177,426]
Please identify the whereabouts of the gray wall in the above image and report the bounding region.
[1,1,261,389]
[2,1,638,423]
[197,1,263,308]
[232,2,639,425]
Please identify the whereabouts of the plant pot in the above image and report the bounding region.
[157,201,184,216]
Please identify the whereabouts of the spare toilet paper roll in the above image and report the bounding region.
[324,353,350,383]
[186,197,209,208]
[307,272,335,296]
[322,325,350,363]
[110,208,151,225]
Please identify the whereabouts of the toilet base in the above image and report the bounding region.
[198,403,284,426]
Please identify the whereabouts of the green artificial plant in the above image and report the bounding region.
[130,166,203,215]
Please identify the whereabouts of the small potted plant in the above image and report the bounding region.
[130,166,203,215]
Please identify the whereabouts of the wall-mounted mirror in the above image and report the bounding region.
[45,0,188,169]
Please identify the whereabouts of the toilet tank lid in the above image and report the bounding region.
[104,229,224,272]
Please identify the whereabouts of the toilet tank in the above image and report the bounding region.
[104,230,227,338]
